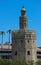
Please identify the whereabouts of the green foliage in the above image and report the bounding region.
[12,60,28,65]
[27,61,34,65]
[36,60,41,65]
[0,59,11,65]
[0,59,28,65]
[1,59,41,65]
[0,59,41,65]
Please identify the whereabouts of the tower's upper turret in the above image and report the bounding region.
[20,6,27,30]
[21,6,26,16]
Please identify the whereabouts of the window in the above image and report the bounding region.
[28,40,29,43]
[0,51,12,53]
[27,51,30,55]
[37,52,41,54]
[15,51,17,55]
[37,56,41,59]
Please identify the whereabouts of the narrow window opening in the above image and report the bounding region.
[28,40,29,43]
[15,51,17,55]
[27,51,30,55]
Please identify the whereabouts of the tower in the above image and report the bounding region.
[12,7,37,63]
[20,6,27,29]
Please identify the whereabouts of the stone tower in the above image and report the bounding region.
[20,6,27,29]
[12,7,37,63]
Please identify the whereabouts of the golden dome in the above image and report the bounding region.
[21,6,26,12]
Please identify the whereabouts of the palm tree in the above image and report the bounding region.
[0,31,5,59]
[7,29,12,43]
[0,31,5,44]
[7,29,12,59]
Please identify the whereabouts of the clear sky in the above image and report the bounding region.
[0,0,41,47]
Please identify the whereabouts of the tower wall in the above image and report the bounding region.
[12,31,25,60]
[24,31,37,62]
[20,16,27,29]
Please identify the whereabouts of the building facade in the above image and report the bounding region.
[0,43,41,61]
[0,43,12,59]
[12,7,37,62]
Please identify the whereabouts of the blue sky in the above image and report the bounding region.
[0,0,41,47]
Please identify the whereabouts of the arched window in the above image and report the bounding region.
[27,51,30,55]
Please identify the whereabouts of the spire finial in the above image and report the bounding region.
[22,6,24,8]
[21,6,26,16]
[21,6,26,12]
